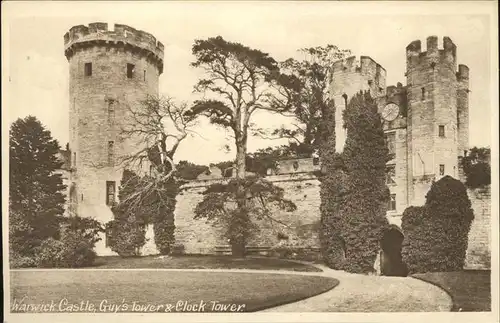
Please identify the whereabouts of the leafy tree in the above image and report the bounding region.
[255,45,350,157]
[460,147,491,189]
[402,176,474,273]
[9,116,66,258]
[175,160,208,180]
[188,36,294,256]
[194,177,296,249]
[336,91,390,273]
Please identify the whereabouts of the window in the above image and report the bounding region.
[73,152,76,167]
[108,141,114,166]
[439,164,445,176]
[438,125,445,137]
[106,181,116,206]
[105,224,111,248]
[386,164,396,185]
[84,63,92,77]
[143,69,146,81]
[293,161,299,171]
[388,194,396,211]
[385,132,396,157]
[108,99,115,122]
[313,157,320,166]
[421,87,425,100]
[127,63,135,79]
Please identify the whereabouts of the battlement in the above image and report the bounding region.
[457,64,469,81]
[332,55,386,79]
[386,82,406,97]
[406,36,458,69]
[64,23,164,72]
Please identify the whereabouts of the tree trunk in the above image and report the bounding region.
[231,138,248,258]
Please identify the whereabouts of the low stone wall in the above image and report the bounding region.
[173,175,491,269]
[173,173,321,254]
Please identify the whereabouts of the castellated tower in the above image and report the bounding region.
[64,23,164,255]
[330,56,387,151]
[406,36,469,206]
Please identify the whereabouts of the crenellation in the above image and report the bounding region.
[426,35,439,54]
[407,36,459,71]
[61,25,489,269]
[457,64,470,81]
[88,22,108,33]
[64,23,164,74]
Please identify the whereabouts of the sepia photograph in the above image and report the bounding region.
[2,1,498,323]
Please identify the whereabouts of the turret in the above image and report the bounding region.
[330,55,386,151]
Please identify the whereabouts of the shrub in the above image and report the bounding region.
[402,176,474,273]
[460,147,491,189]
[10,254,38,268]
[106,218,147,257]
[35,238,66,268]
[152,179,178,255]
[171,244,186,256]
[320,91,390,274]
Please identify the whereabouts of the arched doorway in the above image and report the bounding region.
[380,225,408,277]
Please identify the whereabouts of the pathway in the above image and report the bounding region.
[262,263,453,312]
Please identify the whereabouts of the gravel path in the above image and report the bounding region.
[262,264,453,312]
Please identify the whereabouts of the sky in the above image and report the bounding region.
[3,1,497,165]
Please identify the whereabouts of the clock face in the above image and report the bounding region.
[382,103,400,121]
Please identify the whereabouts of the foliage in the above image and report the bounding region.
[152,178,178,255]
[213,160,235,178]
[107,170,149,256]
[175,160,208,180]
[340,91,390,273]
[9,116,66,258]
[401,176,474,273]
[254,45,351,157]
[194,177,297,255]
[11,217,102,268]
[460,147,491,189]
[319,91,390,273]
[36,226,98,268]
[189,36,294,257]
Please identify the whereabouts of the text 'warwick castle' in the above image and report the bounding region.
[57,23,490,269]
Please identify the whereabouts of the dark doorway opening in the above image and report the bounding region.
[380,226,408,277]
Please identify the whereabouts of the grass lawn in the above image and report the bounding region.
[10,270,338,313]
[91,255,322,272]
[412,270,491,311]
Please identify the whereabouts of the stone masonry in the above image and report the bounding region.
[64,23,164,255]
[60,26,491,269]
[173,36,491,269]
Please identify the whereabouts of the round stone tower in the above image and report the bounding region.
[330,56,387,152]
[64,23,164,255]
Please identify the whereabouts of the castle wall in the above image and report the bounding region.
[174,174,322,254]
[174,175,491,269]
[464,187,491,269]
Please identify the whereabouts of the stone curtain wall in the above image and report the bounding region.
[174,174,491,269]
[174,174,321,254]
[464,186,491,269]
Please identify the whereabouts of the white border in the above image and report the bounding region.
[2,1,498,323]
